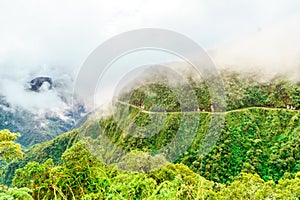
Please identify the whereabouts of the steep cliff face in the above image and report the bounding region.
[28,77,53,92]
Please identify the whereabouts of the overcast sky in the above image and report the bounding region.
[0,0,299,110]
[0,0,299,70]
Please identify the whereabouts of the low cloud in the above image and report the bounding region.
[0,65,75,115]
[0,1,299,114]
[211,15,300,81]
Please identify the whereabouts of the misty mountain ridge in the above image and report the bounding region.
[0,63,298,149]
[0,74,86,148]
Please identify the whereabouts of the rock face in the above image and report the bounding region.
[0,96,86,148]
[29,77,53,92]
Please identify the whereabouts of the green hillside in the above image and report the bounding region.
[94,102,300,183]
[0,72,299,199]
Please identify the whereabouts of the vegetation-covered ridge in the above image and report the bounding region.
[1,108,299,199]
[0,72,299,199]
[120,71,299,112]
[116,99,298,114]
[0,130,78,186]
[3,142,300,199]
[100,101,299,183]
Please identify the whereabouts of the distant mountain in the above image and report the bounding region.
[0,76,86,148]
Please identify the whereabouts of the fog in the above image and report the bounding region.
[1,16,299,114]
[0,1,299,115]
[0,65,75,115]
[212,15,300,82]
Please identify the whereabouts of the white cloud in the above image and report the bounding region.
[212,15,300,80]
[0,0,299,112]
[0,0,299,68]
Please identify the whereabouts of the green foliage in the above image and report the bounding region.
[10,145,300,199]
[0,129,23,163]
[102,73,300,183]
[150,163,216,199]
[124,72,300,112]
[216,172,275,199]
[98,103,299,184]
[185,109,300,183]
[0,103,75,148]
[116,150,168,173]
[221,71,300,110]
[1,72,300,199]
[274,172,300,199]
[12,159,54,199]
[216,172,300,199]
[12,142,109,199]
[1,130,77,185]
[0,129,23,184]
[0,185,33,200]
[109,173,157,199]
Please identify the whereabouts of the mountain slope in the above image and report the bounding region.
[2,71,299,187]
[0,96,84,148]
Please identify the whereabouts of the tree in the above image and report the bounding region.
[12,159,54,199]
[0,187,33,200]
[0,129,23,163]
